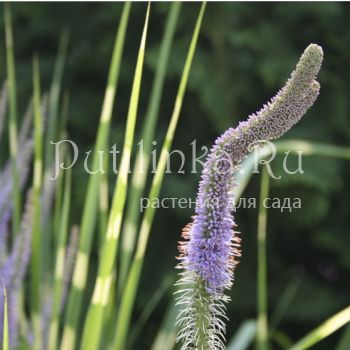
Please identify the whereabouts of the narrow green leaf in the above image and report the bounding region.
[98,154,109,246]
[1,280,9,350]
[52,92,70,243]
[335,324,350,350]
[227,320,257,350]
[269,330,292,349]
[0,82,8,143]
[257,167,269,350]
[44,28,69,173]
[30,56,44,350]
[270,273,303,330]
[48,153,72,350]
[113,4,206,349]
[151,299,177,350]
[4,3,20,236]
[290,305,350,350]
[80,4,150,350]
[129,275,174,348]
[60,4,131,349]
[275,140,350,159]
[234,140,350,199]
[42,29,69,288]
[119,1,181,287]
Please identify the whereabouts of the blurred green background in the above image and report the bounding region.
[0,2,349,349]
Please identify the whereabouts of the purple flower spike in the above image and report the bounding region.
[176,44,323,350]
[0,190,34,347]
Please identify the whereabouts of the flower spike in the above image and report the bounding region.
[176,44,323,350]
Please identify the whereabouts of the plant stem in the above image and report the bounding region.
[257,166,269,350]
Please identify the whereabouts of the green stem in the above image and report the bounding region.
[257,167,269,350]
[195,281,211,350]
[31,56,44,350]
[48,154,72,350]
[4,3,21,237]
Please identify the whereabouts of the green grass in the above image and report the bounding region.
[30,56,44,350]
[290,306,350,350]
[151,298,178,350]
[227,320,257,350]
[80,4,150,349]
[1,280,8,350]
[48,152,72,350]
[2,3,350,350]
[60,4,131,349]
[112,4,206,349]
[336,324,350,350]
[119,0,181,290]
[4,3,20,237]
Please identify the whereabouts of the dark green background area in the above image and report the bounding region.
[1,2,349,349]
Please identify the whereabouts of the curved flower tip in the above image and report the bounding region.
[175,44,323,350]
[298,43,323,79]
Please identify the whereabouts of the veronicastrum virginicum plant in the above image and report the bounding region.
[176,44,323,350]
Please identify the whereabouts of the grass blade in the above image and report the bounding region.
[150,298,177,350]
[44,28,69,173]
[98,154,109,245]
[80,4,150,349]
[4,3,20,236]
[269,330,292,349]
[30,56,44,350]
[42,29,69,289]
[119,1,181,287]
[257,166,270,350]
[112,4,206,349]
[52,93,70,244]
[270,273,303,330]
[48,153,72,350]
[290,305,350,350]
[129,275,174,348]
[275,140,350,159]
[0,82,8,143]
[227,320,257,350]
[60,4,131,349]
[1,280,9,350]
[234,140,350,199]
[335,324,350,350]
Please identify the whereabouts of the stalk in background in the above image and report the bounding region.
[119,0,181,289]
[30,56,44,350]
[80,4,150,349]
[0,191,34,347]
[112,3,207,350]
[60,4,131,349]
[4,3,21,236]
[1,280,9,350]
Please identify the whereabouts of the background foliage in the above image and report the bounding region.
[0,3,349,349]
